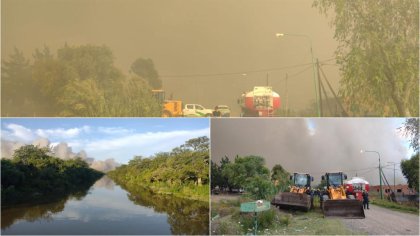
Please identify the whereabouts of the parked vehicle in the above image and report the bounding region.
[272,173,314,211]
[183,104,213,117]
[239,86,281,117]
[320,172,365,218]
[344,177,370,201]
[213,105,231,117]
[152,89,183,117]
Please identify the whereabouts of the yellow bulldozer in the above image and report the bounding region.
[152,90,183,117]
[271,173,314,211]
[320,172,365,218]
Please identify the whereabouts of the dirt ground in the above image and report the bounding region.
[211,194,419,235]
[211,193,241,203]
[341,204,419,235]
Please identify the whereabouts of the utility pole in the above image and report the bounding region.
[266,73,269,86]
[387,162,398,192]
[361,150,383,199]
[316,59,323,117]
[285,73,289,117]
[275,33,320,117]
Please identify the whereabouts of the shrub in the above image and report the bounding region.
[280,214,291,226]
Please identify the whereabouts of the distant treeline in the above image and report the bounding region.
[108,136,209,201]
[2,45,162,117]
[1,145,103,206]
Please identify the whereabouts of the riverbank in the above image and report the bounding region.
[109,175,209,202]
[1,146,104,207]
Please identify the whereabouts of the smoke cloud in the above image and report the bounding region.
[1,138,120,172]
[211,118,410,185]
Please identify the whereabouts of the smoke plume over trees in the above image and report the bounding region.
[2,45,161,117]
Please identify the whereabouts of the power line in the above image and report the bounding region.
[310,166,378,175]
[160,57,336,78]
[287,65,314,79]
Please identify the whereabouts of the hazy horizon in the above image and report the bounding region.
[2,0,340,115]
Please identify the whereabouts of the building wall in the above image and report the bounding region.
[369,184,416,195]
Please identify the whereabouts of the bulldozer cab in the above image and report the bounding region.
[322,172,347,187]
[292,173,313,188]
[322,172,347,200]
[152,89,165,103]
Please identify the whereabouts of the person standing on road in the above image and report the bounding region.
[362,190,369,209]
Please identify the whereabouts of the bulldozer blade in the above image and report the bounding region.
[322,199,365,218]
[271,192,311,211]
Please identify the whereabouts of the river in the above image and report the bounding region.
[1,176,209,235]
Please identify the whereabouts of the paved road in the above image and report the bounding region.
[341,205,419,235]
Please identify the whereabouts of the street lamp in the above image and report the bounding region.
[275,33,320,117]
[387,162,398,193]
[361,149,383,199]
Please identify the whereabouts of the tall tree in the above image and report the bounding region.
[271,164,291,192]
[400,153,419,192]
[221,155,273,199]
[182,136,210,152]
[130,58,162,89]
[399,118,419,153]
[1,48,33,116]
[313,0,419,116]
[6,43,162,117]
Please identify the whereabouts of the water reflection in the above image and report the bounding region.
[1,186,91,230]
[118,182,209,235]
[1,176,209,235]
[92,175,115,190]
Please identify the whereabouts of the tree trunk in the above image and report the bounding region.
[391,90,411,117]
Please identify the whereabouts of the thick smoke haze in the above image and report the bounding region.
[211,118,410,185]
[1,138,120,172]
[3,0,339,115]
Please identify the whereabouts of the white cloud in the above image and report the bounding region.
[97,127,134,135]
[1,123,210,164]
[85,128,210,161]
[35,126,90,139]
[2,124,35,142]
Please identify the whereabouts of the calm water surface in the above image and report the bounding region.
[1,176,209,235]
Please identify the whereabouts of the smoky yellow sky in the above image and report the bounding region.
[2,0,340,114]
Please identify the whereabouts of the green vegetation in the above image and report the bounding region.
[271,164,292,192]
[1,145,103,207]
[400,118,419,153]
[115,182,209,235]
[400,153,419,192]
[212,155,278,200]
[211,196,357,235]
[371,198,419,214]
[2,45,162,117]
[108,136,209,202]
[131,57,162,89]
[399,118,419,192]
[313,0,419,117]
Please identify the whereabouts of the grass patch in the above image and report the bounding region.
[371,199,419,214]
[211,195,359,235]
[262,209,357,235]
